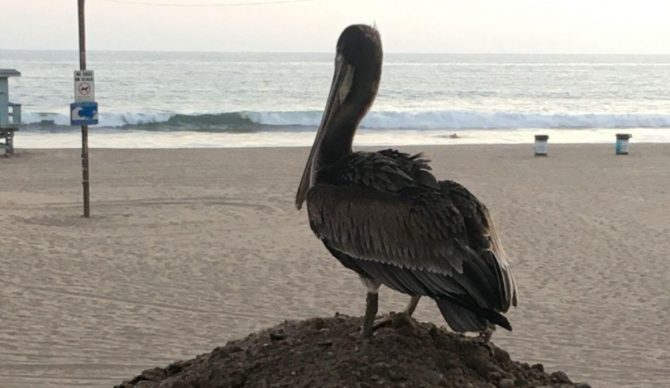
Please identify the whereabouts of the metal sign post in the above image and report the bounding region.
[77,0,91,218]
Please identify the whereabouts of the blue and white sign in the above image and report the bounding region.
[70,101,98,126]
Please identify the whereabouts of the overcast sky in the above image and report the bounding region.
[2,0,669,53]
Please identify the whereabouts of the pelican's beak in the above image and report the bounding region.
[295,55,355,209]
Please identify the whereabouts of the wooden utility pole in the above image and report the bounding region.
[78,0,90,217]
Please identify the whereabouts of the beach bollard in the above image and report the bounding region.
[534,135,549,156]
[616,133,631,155]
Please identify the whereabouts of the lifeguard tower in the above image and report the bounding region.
[0,69,21,155]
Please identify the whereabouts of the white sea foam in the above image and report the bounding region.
[21,110,670,131]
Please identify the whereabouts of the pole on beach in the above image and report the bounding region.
[78,0,90,217]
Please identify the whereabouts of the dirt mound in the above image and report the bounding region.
[116,314,590,388]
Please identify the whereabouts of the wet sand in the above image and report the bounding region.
[1,145,669,387]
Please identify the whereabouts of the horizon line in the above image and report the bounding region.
[2,48,670,56]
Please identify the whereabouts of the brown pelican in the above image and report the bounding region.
[296,25,517,338]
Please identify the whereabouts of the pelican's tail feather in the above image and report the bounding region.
[436,299,512,332]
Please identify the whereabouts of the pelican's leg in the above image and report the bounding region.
[373,295,421,330]
[362,291,378,337]
[359,276,381,337]
[479,324,495,343]
[403,295,421,316]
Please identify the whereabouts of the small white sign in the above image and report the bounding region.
[74,70,95,102]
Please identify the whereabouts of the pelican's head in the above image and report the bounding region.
[295,25,383,209]
[335,24,383,88]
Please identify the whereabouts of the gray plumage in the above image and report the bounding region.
[307,150,517,331]
[296,24,517,334]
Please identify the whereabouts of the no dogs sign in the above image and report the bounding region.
[74,70,95,102]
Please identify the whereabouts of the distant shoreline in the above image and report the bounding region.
[11,127,670,149]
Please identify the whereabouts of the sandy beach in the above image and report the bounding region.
[1,144,669,387]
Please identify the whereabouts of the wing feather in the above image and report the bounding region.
[306,150,516,319]
[439,180,518,310]
[307,183,513,311]
[307,185,466,276]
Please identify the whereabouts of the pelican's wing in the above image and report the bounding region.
[306,183,515,316]
[439,180,518,310]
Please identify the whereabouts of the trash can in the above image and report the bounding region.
[616,134,631,155]
[534,135,549,156]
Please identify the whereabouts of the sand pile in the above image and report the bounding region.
[116,314,590,388]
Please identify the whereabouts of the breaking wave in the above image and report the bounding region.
[21,110,670,132]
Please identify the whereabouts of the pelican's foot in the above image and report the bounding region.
[478,325,495,343]
[361,318,375,338]
[361,326,373,338]
[372,295,421,332]
[372,312,393,330]
[373,311,416,331]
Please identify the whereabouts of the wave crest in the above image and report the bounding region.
[21,110,670,131]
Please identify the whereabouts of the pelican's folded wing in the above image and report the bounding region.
[306,184,511,311]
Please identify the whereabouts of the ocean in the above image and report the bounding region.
[2,50,670,148]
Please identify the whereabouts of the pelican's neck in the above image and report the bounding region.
[295,25,383,209]
[314,88,376,171]
[315,121,355,169]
